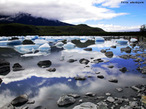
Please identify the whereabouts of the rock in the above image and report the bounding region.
[93,58,104,63]
[84,48,92,51]
[12,63,24,71]
[116,88,123,92]
[131,86,141,92]
[108,78,118,83]
[0,59,10,75]
[105,51,113,58]
[100,49,106,53]
[34,106,43,109]
[119,67,127,73]
[79,99,83,103]
[85,92,96,97]
[37,60,52,68]
[47,68,56,72]
[67,59,77,63]
[141,96,146,107]
[57,95,76,106]
[129,101,138,108]
[68,94,80,98]
[121,46,131,53]
[96,96,105,99]
[111,45,116,48]
[22,40,34,45]
[105,93,111,96]
[79,58,90,65]
[0,78,2,84]
[107,97,115,102]
[74,76,86,80]
[95,72,100,74]
[135,58,144,62]
[73,102,97,109]
[120,105,131,109]
[108,65,114,68]
[97,75,104,79]
[97,101,108,109]
[11,94,28,106]
[119,54,130,59]
[141,66,146,74]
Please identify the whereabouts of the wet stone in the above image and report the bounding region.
[79,58,90,65]
[47,68,56,72]
[12,63,24,71]
[93,58,104,63]
[73,102,97,109]
[37,60,52,68]
[67,59,77,63]
[119,67,127,73]
[97,75,104,79]
[57,95,76,107]
[121,46,131,53]
[109,78,118,83]
[0,59,10,75]
[11,94,28,106]
[85,92,96,97]
[107,97,115,102]
[105,51,114,58]
[105,93,111,96]
[74,76,86,80]
[84,48,92,51]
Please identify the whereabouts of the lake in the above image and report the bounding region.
[0,36,145,109]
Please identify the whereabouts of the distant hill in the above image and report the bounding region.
[0,23,105,36]
[0,13,73,26]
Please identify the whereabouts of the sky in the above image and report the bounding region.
[0,0,145,32]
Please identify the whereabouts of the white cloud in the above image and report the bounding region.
[90,24,140,32]
[0,0,127,23]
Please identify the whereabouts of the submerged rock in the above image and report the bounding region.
[121,46,131,53]
[47,68,56,72]
[73,102,97,109]
[57,95,76,106]
[119,67,127,73]
[0,59,10,75]
[97,75,104,79]
[79,58,90,65]
[105,51,113,58]
[37,60,52,68]
[12,63,24,71]
[11,94,28,106]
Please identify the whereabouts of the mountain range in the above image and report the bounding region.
[0,13,73,26]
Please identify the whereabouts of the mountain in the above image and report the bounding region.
[0,13,73,26]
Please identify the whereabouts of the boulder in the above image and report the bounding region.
[73,102,97,109]
[67,59,77,63]
[97,75,104,79]
[79,58,90,65]
[22,40,34,45]
[11,94,28,106]
[84,48,92,51]
[108,78,118,83]
[105,51,113,58]
[37,60,52,68]
[57,95,76,106]
[47,68,56,72]
[121,46,131,53]
[119,67,127,73]
[0,59,10,75]
[12,63,24,71]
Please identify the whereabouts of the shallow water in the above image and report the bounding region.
[0,36,145,109]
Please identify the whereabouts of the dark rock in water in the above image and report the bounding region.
[111,45,116,48]
[84,48,92,51]
[0,78,2,84]
[57,95,76,107]
[93,58,104,63]
[100,49,106,53]
[22,40,34,45]
[119,67,127,73]
[9,37,19,40]
[97,75,104,79]
[121,46,131,53]
[47,68,56,72]
[135,58,143,62]
[67,59,77,63]
[37,60,52,68]
[105,51,113,58]
[109,78,118,83]
[11,94,28,106]
[0,59,10,75]
[79,58,89,65]
[108,65,114,68]
[12,63,24,71]
[74,76,86,80]
[68,94,80,98]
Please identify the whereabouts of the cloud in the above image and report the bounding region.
[0,0,127,23]
[90,24,140,32]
